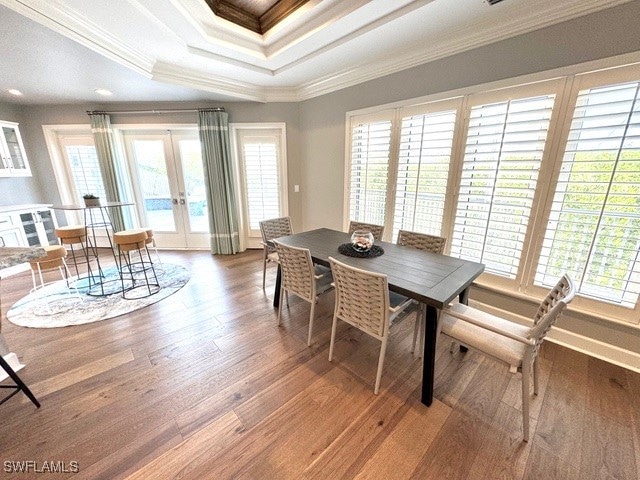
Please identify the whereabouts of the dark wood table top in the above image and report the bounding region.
[274,228,485,308]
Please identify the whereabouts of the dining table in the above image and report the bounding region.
[272,228,485,407]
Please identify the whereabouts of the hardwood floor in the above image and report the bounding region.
[1,249,639,479]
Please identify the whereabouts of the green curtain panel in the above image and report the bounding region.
[88,113,126,233]
[198,109,241,254]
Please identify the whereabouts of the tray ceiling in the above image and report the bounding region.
[0,0,634,104]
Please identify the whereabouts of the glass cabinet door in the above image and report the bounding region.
[0,121,31,176]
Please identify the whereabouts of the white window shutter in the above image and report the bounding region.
[349,116,392,227]
[535,81,640,307]
[451,95,555,278]
[64,144,107,201]
[241,136,281,230]
[392,109,456,241]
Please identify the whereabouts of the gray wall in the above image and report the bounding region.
[2,1,640,360]
[297,0,640,232]
[5,101,303,229]
[0,102,44,204]
[296,1,640,359]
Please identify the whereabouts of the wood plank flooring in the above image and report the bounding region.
[1,249,638,479]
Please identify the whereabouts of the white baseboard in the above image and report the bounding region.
[468,300,640,374]
[1,352,26,381]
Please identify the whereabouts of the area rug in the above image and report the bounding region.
[7,263,190,328]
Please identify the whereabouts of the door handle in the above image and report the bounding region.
[172,198,178,205]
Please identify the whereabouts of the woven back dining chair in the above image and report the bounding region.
[440,274,576,441]
[347,221,385,241]
[273,240,334,346]
[328,256,413,394]
[396,230,447,356]
[259,216,293,289]
[397,230,446,254]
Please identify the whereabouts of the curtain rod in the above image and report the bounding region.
[86,107,225,115]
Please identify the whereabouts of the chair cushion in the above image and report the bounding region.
[440,303,531,367]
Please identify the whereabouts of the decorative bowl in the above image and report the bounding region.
[350,230,374,253]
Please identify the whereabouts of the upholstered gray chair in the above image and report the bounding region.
[440,274,576,441]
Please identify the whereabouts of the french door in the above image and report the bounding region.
[122,130,209,248]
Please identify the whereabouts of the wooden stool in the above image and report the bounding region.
[113,230,160,299]
[55,225,88,277]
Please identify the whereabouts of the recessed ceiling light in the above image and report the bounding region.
[8,89,23,96]
[94,88,113,96]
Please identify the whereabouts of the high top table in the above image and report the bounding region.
[272,228,485,407]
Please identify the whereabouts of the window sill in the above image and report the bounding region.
[471,276,640,330]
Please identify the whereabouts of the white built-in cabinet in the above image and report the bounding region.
[0,205,57,247]
[0,121,31,177]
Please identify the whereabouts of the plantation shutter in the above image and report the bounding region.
[535,81,640,308]
[392,107,457,241]
[241,134,281,230]
[348,112,393,227]
[451,94,555,278]
[59,136,107,202]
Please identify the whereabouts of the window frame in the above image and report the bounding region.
[230,122,288,250]
[522,65,640,323]
[344,65,640,325]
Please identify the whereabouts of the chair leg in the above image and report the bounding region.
[533,357,540,396]
[307,300,315,346]
[521,361,531,442]
[374,336,389,395]
[262,247,268,290]
[328,315,338,361]
[0,355,40,408]
[419,311,425,358]
[277,287,284,325]
[411,308,420,354]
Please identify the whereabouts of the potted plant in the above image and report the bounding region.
[82,193,101,207]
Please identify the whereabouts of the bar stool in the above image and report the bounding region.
[28,245,82,314]
[128,227,162,271]
[55,225,89,278]
[113,230,160,299]
[28,245,71,292]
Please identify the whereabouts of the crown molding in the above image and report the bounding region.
[151,62,270,102]
[294,0,636,101]
[0,0,154,76]
[2,0,634,103]
[187,45,275,76]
